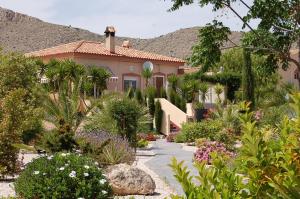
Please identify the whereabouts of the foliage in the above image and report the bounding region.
[14,153,112,199]
[77,130,135,166]
[174,133,186,143]
[169,157,247,199]
[168,74,179,91]
[88,66,111,98]
[188,20,230,72]
[180,79,200,103]
[193,102,204,109]
[108,97,142,147]
[142,68,153,87]
[198,83,209,103]
[242,49,255,109]
[169,93,300,198]
[214,83,223,102]
[194,141,234,164]
[137,139,149,148]
[180,120,223,142]
[0,89,42,177]
[135,89,144,104]
[154,101,163,133]
[146,86,156,117]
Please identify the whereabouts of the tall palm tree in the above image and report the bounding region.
[142,68,152,88]
[63,60,85,94]
[88,66,111,98]
[167,74,179,91]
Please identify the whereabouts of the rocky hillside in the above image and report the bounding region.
[0,6,244,59]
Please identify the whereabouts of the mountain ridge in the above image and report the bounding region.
[0,6,243,59]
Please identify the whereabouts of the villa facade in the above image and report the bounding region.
[26,26,185,92]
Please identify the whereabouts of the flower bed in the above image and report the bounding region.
[14,153,112,199]
[194,141,235,164]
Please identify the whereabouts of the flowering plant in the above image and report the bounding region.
[14,153,112,199]
[194,141,234,164]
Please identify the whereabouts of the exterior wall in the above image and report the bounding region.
[278,51,299,89]
[38,53,183,92]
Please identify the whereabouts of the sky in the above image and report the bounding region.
[0,0,256,39]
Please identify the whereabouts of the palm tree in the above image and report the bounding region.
[142,68,152,87]
[214,83,224,102]
[88,66,111,98]
[199,83,209,103]
[167,74,179,91]
[63,60,85,94]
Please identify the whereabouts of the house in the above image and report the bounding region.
[26,26,186,92]
[278,49,300,89]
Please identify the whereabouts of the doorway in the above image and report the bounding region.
[155,76,164,90]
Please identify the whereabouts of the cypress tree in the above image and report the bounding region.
[242,48,255,109]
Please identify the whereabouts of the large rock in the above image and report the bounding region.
[105,164,156,195]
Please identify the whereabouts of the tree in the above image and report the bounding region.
[214,83,224,102]
[242,49,255,109]
[88,66,111,98]
[154,101,163,133]
[167,74,179,91]
[142,68,153,87]
[199,83,209,103]
[168,0,300,85]
[108,98,141,147]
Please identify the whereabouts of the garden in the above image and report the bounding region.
[0,52,164,198]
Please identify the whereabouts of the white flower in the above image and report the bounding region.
[84,165,90,169]
[99,179,106,184]
[33,171,40,175]
[61,153,67,157]
[69,171,76,178]
[59,167,65,171]
[65,163,69,167]
[102,190,107,195]
[94,162,99,166]
[43,173,47,176]
[77,198,84,199]
[84,173,89,177]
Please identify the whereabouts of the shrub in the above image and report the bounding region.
[108,98,141,147]
[135,89,144,104]
[194,141,235,164]
[154,101,163,133]
[137,139,149,148]
[180,120,223,142]
[77,130,135,166]
[138,133,157,141]
[166,133,177,142]
[14,153,112,199]
[38,130,78,153]
[195,138,208,148]
[174,133,186,143]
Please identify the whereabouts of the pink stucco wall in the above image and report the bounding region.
[39,53,184,92]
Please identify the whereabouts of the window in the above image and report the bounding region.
[123,76,139,91]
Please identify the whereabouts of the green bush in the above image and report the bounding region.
[137,139,149,148]
[135,89,144,104]
[174,133,186,143]
[38,130,78,153]
[180,120,223,142]
[154,101,163,133]
[14,153,112,199]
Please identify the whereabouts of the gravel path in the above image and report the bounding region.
[145,139,198,196]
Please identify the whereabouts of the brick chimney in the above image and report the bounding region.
[104,26,116,53]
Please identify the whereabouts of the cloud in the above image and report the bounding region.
[0,0,256,38]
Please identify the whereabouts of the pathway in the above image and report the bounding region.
[145,139,198,196]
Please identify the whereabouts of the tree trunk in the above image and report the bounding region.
[298,39,300,89]
[93,83,97,98]
[243,48,255,110]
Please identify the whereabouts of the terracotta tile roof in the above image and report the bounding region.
[26,40,185,63]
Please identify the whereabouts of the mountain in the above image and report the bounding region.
[0,6,243,59]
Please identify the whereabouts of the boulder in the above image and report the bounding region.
[105,164,156,195]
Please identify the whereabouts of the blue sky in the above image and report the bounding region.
[0,0,256,38]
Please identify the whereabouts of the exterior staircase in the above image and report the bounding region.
[156,98,192,135]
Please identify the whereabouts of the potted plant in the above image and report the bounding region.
[193,102,207,121]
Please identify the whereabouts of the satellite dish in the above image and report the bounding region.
[143,61,154,71]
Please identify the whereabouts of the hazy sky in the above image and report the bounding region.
[0,0,256,38]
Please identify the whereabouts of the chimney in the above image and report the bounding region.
[122,40,132,48]
[104,26,116,53]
